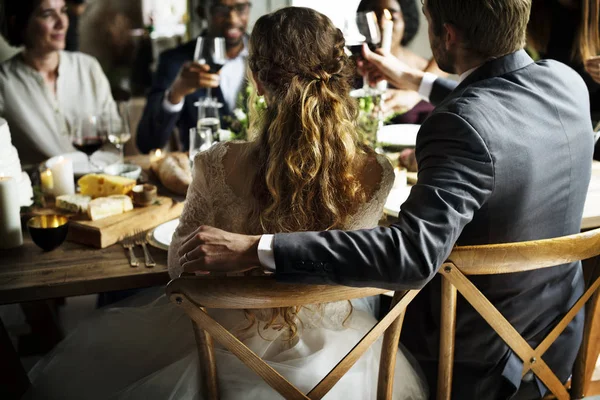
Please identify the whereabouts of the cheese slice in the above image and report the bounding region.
[87,195,134,221]
[78,174,136,199]
[56,194,91,213]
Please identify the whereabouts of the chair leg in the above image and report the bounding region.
[571,255,600,398]
[437,274,457,400]
[192,309,219,400]
[377,291,407,400]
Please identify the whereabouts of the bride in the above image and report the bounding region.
[24,7,427,400]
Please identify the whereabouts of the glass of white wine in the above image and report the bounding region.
[108,101,132,162]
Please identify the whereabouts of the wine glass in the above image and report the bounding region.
[72,115,108,171]
[107,102,132,162]
[193,36,227,101]
[356,11,382,96]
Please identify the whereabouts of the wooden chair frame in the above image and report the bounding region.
[436,227,600,400]
[166,276,420,400]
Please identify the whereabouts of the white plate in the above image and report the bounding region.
[377,124,420,148]
[149,219,180,250]
[383,186,412,217]
[46,151,120,176]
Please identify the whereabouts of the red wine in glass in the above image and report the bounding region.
[207,60,225,73]
[72,136,106,156]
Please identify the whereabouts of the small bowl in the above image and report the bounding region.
[103,163,142,181]
[131,184,157,206]
[28,215,69,251]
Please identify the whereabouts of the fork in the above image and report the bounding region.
[135,230,156,268]
[122,235,139,267]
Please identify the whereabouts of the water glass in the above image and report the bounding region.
[189,127,213,164]
[196,98,222,143]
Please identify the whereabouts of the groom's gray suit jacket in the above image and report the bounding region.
[273,50,595,399]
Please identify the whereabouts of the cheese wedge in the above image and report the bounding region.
[56,194,91,213]
[78,174,136,199]
[87,195,134,221]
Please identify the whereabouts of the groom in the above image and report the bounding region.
[176,0,595,398]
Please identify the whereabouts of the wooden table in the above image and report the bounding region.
[0,234,170,305]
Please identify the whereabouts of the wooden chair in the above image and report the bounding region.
[166,276,420,400]
[436,227,600,400]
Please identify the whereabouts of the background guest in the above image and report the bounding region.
[528,0,600,121]
[136,0,251,153]
[357,0,445,123]
[0,0,119,165]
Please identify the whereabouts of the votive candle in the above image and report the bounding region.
[0,176,23,249]
[40,168,54,194]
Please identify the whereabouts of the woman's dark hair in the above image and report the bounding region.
[357,0,420,46]
[2,0,42,47]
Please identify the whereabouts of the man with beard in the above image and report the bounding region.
[176,0,595,398]
[136,0,250,153]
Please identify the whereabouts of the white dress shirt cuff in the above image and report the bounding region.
[257,234,276,271]
[162,91,184,113]
[418,72,438,103]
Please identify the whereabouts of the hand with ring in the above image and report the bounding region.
[177,226,261,275]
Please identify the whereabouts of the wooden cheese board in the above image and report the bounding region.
[66,196,184,248]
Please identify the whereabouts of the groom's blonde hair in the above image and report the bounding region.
[243,6,371,339]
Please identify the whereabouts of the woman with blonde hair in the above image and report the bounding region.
[24,7,426,400]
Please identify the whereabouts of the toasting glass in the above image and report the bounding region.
[193,36,227,101]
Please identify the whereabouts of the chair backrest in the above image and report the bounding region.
[166,276,420,400]
[436,227,600,400]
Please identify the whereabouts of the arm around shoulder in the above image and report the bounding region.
[273,111,494,290]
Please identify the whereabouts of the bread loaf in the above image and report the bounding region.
[151,153,191,195]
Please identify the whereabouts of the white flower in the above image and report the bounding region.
[233,108,247,122]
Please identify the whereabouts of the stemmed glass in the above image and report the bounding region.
[72,115,108,171]
[356,11,382,96]
[193,36,227,101]
[107,101,132,162]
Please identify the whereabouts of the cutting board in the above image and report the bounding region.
[67,196,185,248]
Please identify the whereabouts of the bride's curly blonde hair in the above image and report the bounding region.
[242,7,373,339]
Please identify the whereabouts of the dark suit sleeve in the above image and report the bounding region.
[273,111,494,290]
[429,77,458,106]
[136,52,184,153]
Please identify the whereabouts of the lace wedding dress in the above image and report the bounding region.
[24,143,427,400]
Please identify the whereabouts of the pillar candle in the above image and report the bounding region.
[50,157,75,197]
[377,9,394,92]
[0,176,23,249]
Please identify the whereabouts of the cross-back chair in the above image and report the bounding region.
[166,276,420,400]
[436,227,600,400]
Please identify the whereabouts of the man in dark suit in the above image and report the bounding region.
[175,0,595,398]
[136,0,250,153]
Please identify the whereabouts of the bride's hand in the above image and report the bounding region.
[177,226,261,274]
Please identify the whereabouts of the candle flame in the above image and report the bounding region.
[155,149,162,158]
[383,9,392,21]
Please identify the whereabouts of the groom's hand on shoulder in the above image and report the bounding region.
[177,226,262,274]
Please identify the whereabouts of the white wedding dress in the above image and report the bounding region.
[24,143,428,400]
